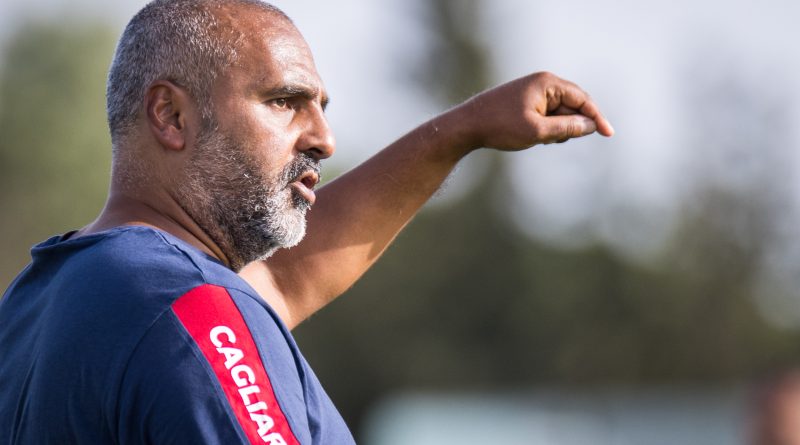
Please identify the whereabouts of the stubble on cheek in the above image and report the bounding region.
[178,128,320,270]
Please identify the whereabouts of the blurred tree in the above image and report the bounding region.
[294,1,800,441]
[411,0,491,105]
[295,0,530,435]
[0,23,115,289]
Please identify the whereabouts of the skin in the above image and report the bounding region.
[750,372,800,445]
[78,6,613,330]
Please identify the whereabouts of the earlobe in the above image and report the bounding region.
[145,80,189,151]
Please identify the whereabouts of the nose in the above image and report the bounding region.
[298,105,336,160]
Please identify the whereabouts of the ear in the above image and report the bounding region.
[144,80,196,151]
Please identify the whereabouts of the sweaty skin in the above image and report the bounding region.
[79,6,613,330]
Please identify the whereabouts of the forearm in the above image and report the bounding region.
[247,109,475,328]
[239,72,613,329]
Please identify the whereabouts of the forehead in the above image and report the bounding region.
[218,7,324,93]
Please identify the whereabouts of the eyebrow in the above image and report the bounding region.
[263,84,330,111]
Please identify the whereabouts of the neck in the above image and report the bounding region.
[75,187,231,268]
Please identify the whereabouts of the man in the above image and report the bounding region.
[0,0,613,443]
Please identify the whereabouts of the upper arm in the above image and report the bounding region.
[238,261,300,329]
[117,284,306,444]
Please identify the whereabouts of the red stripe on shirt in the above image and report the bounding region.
[172,284,299,445]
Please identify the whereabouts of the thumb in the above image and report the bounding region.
[537,114,597,143]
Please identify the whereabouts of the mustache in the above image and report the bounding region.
[282,152,321,184]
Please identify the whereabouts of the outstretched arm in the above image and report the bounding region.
[239,72,613,329]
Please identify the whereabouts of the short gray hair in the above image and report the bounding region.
[106,0,289,147]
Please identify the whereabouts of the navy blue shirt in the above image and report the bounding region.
[0,226,354,444]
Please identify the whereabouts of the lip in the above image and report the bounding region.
[289,170,319,205]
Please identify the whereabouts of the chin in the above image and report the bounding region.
[248,208,308,263]
[226,189,310,269]
[276,208,308,249]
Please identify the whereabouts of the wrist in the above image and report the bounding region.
[427,102,482,162]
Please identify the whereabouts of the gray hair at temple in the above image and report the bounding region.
[105,0,290,148]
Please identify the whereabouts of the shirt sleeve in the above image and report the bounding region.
[116,284,302,445]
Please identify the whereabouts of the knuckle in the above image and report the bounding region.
[564,120,579,136]
[529,71,552,86]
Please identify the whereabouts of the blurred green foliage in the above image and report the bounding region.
[296,169,798,433]
[1,3,799,443]
[0,23,115,285]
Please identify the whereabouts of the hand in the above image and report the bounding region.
[451,71,614,152]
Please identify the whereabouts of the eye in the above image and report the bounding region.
[273,98,289,108]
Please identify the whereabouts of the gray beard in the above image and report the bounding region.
[175,124,320,271]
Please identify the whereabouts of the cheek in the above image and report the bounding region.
[248,148,293,188]
[246,107,298,156]
[250,100,296,135]
[229,104,299,181]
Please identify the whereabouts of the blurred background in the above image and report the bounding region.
[2,0,800,443]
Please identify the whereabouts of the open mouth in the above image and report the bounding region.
[289,170,320,206]
[298,170,319,190]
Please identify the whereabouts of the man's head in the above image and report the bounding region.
[107,0,287,143]
[106,0,335,270]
